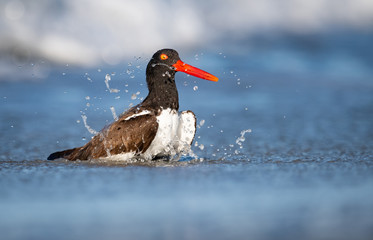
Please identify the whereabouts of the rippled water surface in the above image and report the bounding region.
[1,53,373,240]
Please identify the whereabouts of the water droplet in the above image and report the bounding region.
[97,68,101,72]
[193,86,198,91]
[110,106,118,121]
[235,129,252,146]
[199,144,204,150]
[199,119,205,127]
[76,120,81,123]
[105,74,119,93]
[81,115,98,135]
[131,94,137,100]
[85,96,90,100]
[82,137,86,141]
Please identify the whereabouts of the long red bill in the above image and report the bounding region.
[172,60,218,82]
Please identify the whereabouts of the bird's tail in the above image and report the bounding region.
[47,148,77,160]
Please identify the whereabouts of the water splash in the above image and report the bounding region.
[236,129,252,149]
[110,106,118,121]
[81,115,98,135]
[104,74,120,93]
[110,108,119,120]
[197,119,205,129]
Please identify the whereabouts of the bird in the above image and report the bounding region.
[48,49,218,161]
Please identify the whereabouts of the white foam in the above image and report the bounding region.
[100,151,136,162]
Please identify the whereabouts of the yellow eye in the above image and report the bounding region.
[160,54,168,60]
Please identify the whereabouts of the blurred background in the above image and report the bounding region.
[1,0,373,80]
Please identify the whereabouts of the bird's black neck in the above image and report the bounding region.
[141,64,179,110]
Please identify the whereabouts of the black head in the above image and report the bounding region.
[149,49,181,67]
[146,49,180,83]
[142,48,218,110]
[145,49,180,92]
[146,48,218,86]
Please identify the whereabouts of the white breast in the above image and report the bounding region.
[142,108,196,159]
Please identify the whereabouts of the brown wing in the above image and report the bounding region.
[65,114,158,160]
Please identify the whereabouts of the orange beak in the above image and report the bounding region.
[172,60,218,82]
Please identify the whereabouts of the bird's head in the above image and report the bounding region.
[146,49,218,82]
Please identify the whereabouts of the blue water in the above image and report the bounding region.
[1,48,373,240]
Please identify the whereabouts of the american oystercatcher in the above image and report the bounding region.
[48,49,218,161]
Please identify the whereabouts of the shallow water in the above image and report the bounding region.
[1,53,373,240]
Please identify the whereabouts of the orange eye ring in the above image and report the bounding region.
[160,54,168,60]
